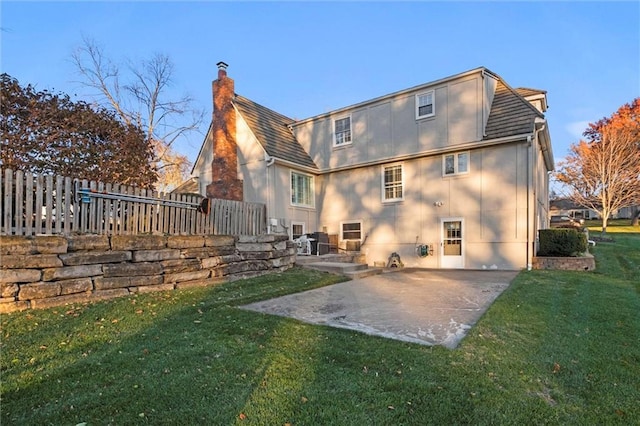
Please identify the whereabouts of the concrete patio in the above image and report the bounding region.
[241,268,519,349]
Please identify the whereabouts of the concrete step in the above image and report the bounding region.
[302,262,368,274]
[295,253,363,265]
[344,267,384,279]
[300,261,384,279]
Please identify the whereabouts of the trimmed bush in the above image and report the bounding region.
[538,228,588,257]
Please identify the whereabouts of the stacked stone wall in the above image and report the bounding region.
[532,255,595,271]
[0,234,295,313]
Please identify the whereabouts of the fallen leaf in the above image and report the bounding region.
[301,396,308,403]
[553,363,561,373]
[239,413,247,420]
[387,406,395,410]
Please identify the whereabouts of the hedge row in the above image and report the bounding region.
[538,228,588,257]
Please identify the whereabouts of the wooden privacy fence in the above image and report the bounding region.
[1,169,266,236]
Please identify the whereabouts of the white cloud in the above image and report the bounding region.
[565,120,591,140]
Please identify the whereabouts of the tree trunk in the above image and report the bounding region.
[601,216,608,235]
[632,208,640,227]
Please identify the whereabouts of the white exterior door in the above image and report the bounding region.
[441,218,464,268]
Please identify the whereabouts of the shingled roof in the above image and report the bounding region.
[233,95,317,169]
[484,80,545,140]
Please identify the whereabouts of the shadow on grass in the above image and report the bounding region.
[3,246,640,425]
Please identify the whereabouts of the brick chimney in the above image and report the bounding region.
[206,61,244,201]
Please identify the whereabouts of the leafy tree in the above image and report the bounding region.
[0,73,157,188]
[555,98,640,233]
[71,37,202,191]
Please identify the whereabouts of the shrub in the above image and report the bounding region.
[538,228,588,257]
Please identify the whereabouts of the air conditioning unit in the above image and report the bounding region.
[346,240,361,251]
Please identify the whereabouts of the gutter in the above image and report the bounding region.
[291,67,496,126]
[289,133,534,175]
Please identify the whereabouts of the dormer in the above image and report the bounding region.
[516,87,548,113]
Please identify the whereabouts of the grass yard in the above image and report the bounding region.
[2,228,639,425]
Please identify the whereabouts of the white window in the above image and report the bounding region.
[334,116,352,146]
[416,91,435,119]
[443,152,470,176]
[291,222,305,240]
[291,171,314,207]
[382,164,403,202]
[341,221,362,241]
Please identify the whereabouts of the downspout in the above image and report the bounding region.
[265,154,275,233]
[526,135,532,270]
[528,120,547,270]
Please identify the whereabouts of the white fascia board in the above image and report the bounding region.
[291,67,491,127]
[191,121,214,175]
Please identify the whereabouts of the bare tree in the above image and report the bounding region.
[555,98,640,233]
[71,36,202,191]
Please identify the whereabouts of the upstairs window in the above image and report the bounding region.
[334,116,352,146]
[291,171,314,207]
[416,91,435,119]
[382,164,403,202]
[443,152,469,176]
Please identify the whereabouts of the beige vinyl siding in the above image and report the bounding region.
[293,72,486,171]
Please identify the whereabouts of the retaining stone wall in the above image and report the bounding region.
[0,234,296,313]
[532,255,596,271]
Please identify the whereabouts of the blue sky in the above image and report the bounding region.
[2,1,639,170]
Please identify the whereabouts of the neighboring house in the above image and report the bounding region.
[550,198,639,220]
[190,62,554,270]
[171,177,200,195]
[549,198,599,220]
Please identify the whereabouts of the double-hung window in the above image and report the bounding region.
[382,164,403,202]
[291,171,314,207]
[416,91,435,119]
[334,116,352,146]
[443,152,469,176]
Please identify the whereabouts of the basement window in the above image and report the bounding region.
[341,221,362,241]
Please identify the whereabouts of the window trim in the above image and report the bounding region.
[415,90,435,119]
[291,221,306,240]
[442,151,470,177]
[381,163,404,203]
[333,114,352,147]
[290,170,315,208]
[340,220,363,242]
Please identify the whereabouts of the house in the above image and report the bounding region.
[550,198,639,221]
[190,62,554,270]
[549,198,599,220]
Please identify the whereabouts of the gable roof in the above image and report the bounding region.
[233,95,317,169]
[484,79,545,140]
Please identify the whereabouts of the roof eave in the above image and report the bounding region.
[292,66,492,126]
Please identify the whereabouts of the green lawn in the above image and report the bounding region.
[2,229,639,425]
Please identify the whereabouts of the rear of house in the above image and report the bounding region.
[190,64,554,270]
